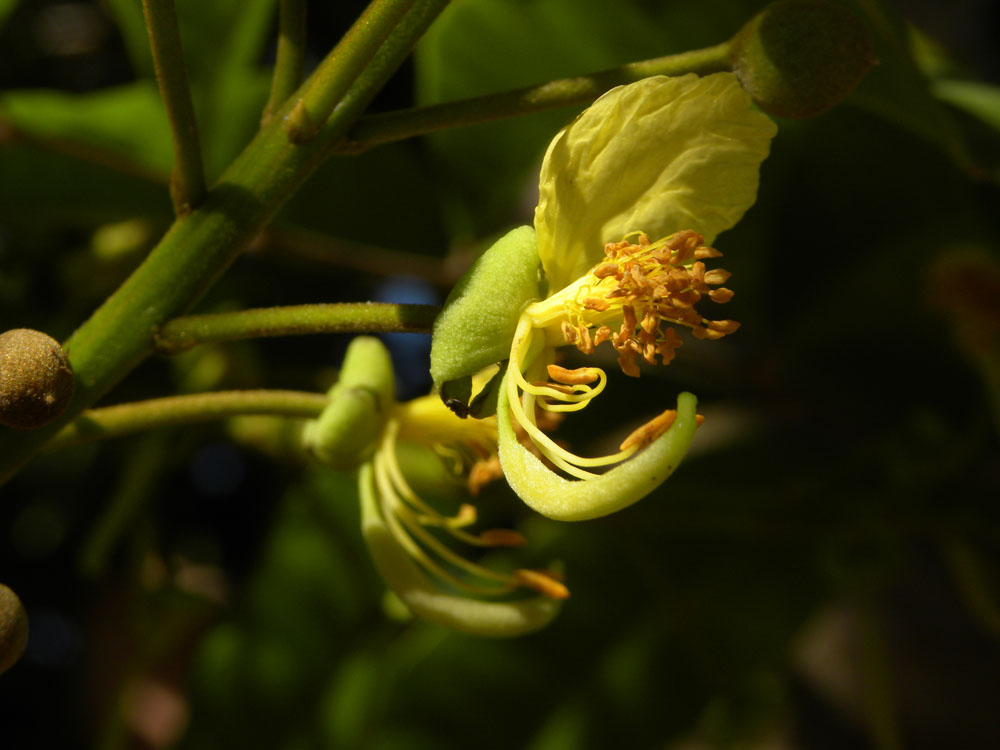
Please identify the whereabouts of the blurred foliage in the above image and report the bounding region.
[2,0,1000,749]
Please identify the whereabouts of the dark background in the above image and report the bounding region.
[1,0,999,747]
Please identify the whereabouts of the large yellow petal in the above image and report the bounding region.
[498,382,699,522]
[535,73,777,290]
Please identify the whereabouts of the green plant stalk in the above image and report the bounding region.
[0,0,450,487]
[338,42,731,153]
[155,302,440,354]
[141,0,207,213]
[261,0,309,127]
[285,0,418,142]
[47,390,329,451]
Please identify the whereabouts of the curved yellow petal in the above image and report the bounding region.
[359,463,561,637]
[498,381,699,521]
[535,73,777,289]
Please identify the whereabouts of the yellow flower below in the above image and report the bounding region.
[361,394,567,637]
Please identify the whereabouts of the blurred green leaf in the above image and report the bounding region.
[933,79,1000,132]
[0,0,18,31]
[846,0,980,177]
[1,83,173,175]
[0,144,169,227]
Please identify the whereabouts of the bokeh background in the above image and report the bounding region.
[2,0,1000,747]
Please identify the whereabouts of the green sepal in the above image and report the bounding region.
[358,464,561,637]
[303,337,395,470]
[430,226,541,400]
[498,380,699,521]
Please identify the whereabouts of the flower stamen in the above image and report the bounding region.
[503,229,733,481]
[374,419,566,599]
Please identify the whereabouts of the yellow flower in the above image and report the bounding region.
[305,337,565,636]
[496,73,777,521]
[361,389,566,637]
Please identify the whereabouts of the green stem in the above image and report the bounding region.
[261,0,309,128]
[0,0,451,487]
[285,0,418,143]
[47,390,329,451]
[141,0,207,214]
[338,42,732,153]
[155,302,440,354]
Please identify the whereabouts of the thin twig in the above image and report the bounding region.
[154,302,440,354]
[336,42,732,153]
[47,390,329,451]
[261,0,309,128]
[285,0,418,143]
[141,0,207,213]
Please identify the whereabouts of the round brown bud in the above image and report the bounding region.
[731,0,877,119]
[0,583,28,675]
[0,328,75,429]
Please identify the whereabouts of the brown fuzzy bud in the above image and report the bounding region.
[0,583,28,675]
[0,328,75,429]
[731,0,877,119]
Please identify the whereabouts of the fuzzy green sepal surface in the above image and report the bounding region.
[430,226,541,392]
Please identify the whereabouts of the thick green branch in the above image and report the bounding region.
[47,390,328,451]
[0,0,451,487]
[338,42,731,153]
[285,0,417,143]
[141,0,206,213]
[155,302,440,354]
[261,0,309,127]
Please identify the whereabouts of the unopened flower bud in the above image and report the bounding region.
[0,328,74,429]
[0,583,28,675]
[731,0,877,119]
[303,336,395,470]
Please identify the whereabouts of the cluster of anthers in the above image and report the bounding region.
[560,229,739,374]
[505,229,734,480]
[371,415,570,601]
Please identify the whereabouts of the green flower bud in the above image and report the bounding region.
[303,336,395,470]
[0,583,28,675]
[730,0,877,119]
[0,328,74,430]
[430,226,541,416]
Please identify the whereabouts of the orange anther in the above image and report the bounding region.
[619,408,677,451]
[547,364,601,385]
[704,268,732,285]
[514,569,570,599]
[593,262,619,279]
[583,296,611,312]
[707,319,740,334]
